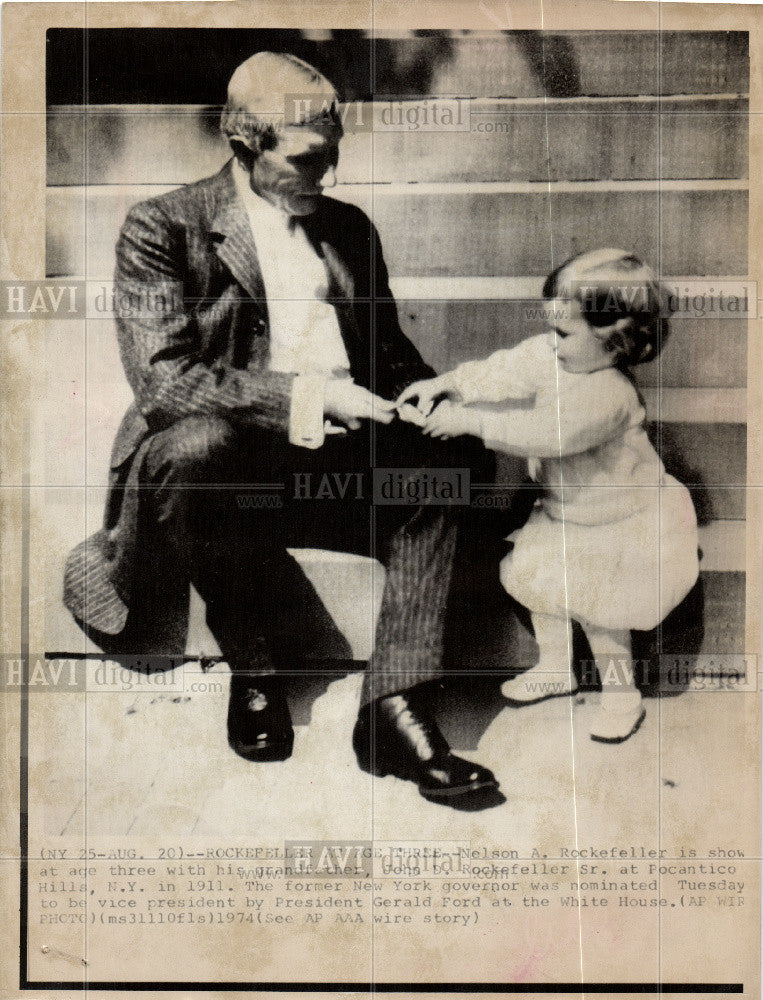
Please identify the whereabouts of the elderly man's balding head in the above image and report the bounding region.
[222,52,343,216]
[221,51,342,153]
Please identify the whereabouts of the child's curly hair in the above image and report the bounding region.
[542,248,671,366]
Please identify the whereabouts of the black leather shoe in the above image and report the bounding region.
[227,674,294,762]
[352,692,498,804]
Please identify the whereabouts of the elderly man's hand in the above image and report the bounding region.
[324,379,396,429]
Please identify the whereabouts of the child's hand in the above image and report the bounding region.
[423,401,480,440]
[396,402,427,427]
[396,376,449,417]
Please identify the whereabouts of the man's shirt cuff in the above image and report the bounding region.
[289,374,327,448]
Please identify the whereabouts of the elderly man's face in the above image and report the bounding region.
[247,122,341,216]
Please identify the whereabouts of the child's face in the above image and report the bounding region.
[548,297,618,374]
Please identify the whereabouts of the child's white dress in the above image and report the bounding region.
[451,333,699,631]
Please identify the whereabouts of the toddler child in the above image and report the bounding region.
[397,248,699,742]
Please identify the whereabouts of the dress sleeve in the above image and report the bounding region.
[475,369,642,458]
[449,336,546,404]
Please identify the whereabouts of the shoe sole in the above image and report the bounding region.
[503,687,578,707]
[229,740,294,762]
[356,758,499,800]
[419,778,499,801]
[590,708,646,744]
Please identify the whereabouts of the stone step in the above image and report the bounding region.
[47,95,748,187]
[391,299,748,391]
[46,181,748,280]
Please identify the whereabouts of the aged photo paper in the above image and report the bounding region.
[1,0,761,995]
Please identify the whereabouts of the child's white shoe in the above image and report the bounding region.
[590,693,645,743]
[501,666,578,705]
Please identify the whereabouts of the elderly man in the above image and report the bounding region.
[64,52,500,806]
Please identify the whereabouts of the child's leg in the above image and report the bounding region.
[582,625,645,743]
[501,612,578,704]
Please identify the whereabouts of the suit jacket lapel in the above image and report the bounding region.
[300,206,363,357]
[297,204,353,296]
[209,163,268,306]
[209,176,364,371]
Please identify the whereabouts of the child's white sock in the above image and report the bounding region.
[501,613,577,704]
[584,626,645,743]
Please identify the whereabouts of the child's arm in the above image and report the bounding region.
[476,372,640,458]
[396,336,542,416]
[449,343,539,405]
[424,371,640,457]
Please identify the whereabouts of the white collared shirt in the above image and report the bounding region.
[233,163,350,446]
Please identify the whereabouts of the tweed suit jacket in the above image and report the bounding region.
[63,160,434,649]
